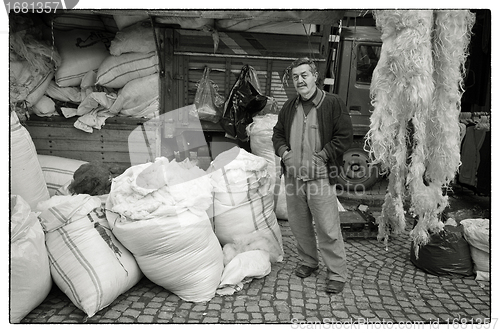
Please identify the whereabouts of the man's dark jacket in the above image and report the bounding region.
[272,89,353,185]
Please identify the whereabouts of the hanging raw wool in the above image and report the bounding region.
[367,9,475,256]
[410,10,475,253]
[367,10,435,246]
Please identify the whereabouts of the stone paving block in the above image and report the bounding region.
[276,292,288,300]
[332,310,349,319]
[148,301,162,309]
[102,310,121,319]
[144,308,159,316]
[172,317,187,323]
[367,296,382,303]
[464,308,480,315]
[291,298,304,307]
[358,302,372,310]
[123,308,141,318]
[202,317,219,323]
[220,312,234,321]
[188,312,203,320]
[264,313,277,321]
[157,311,174,320]
[117,316,135,323]
[137,315,154,324]
[131,301,146,309]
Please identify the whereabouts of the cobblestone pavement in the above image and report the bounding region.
[20,205,491,325]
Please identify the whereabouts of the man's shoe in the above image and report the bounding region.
[295,265,319,278]
[325,280,345,294]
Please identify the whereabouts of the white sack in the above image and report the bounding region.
[461,218,490,281]
[113,14,149,30]
[110,22,158,56]
[209,147,283,257]
[37,194,142,318]
[218,250,271,289]
[10,112,50,210]
[109,74,159,114]
[96,52,158,88]
[32,95,56,117]
[106,157,223,302]
[45,80,82,103]
[37,154,87,196]
[54,29,111,87]
[247,114,281,184]
[10,195,52,323]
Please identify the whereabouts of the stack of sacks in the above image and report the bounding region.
[42,16,117,131]
[209,147,284,259]
[97,21,160,119]
[10,195,52,323]
[461,219,490,281]
[37,14,159,131]
[106,157,223,302]
[36,194,143,318]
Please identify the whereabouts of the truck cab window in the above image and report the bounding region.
[356,44,381,84]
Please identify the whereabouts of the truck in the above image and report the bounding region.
[18,10,383,190]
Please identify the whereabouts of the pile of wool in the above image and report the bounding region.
[9,16,61,103]
[366,10,475,256]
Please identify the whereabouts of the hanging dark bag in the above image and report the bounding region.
[220,65,267,141]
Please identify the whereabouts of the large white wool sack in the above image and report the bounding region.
[461,219,490,281]
[10,195,52,323]
[10,112,50,210]
[106,157,223,302]
[109,74,159,114]
[209,147,283,256]
[54,29,112,87]
[96,52,158,88]
[109,22,158,56]
[37,194,143,318]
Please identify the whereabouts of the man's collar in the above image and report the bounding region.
[294,88,323,108]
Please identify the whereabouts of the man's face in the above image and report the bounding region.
[291,64,318,99]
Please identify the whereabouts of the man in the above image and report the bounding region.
[272,58,353,294]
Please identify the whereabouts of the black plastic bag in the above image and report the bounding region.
[220,65,267,141]
[410,224,474,278]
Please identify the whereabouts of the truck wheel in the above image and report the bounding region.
[337,140,379,191]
